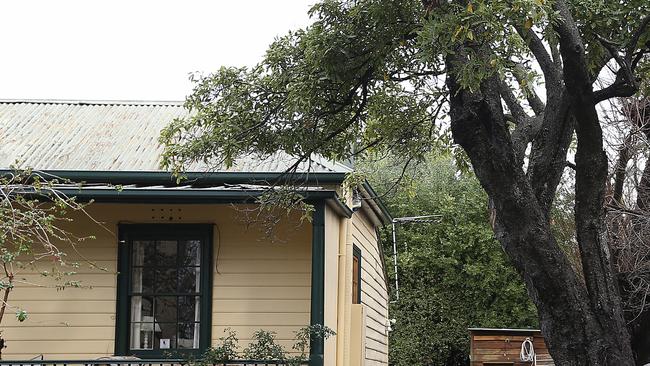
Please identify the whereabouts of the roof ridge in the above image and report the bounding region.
[0,99,185,107]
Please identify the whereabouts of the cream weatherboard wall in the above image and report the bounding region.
[351,210,390,366]
[1,203,311,360]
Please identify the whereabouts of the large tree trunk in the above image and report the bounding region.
[445,48,634,363]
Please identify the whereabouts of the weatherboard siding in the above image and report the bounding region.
[351,210,389,366]
[2,203,311,360]
[211,204,312,353]
[1,215,119,358]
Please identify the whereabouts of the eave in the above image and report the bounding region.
[17,184,354,219]
[0,169,347,186]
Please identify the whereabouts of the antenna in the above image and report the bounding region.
[391,214,441,302]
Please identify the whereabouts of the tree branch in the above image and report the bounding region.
[515,26,562,87]
[511,67,546,115]
[612,133,634,205]
[593,35,638,103]
[388,69,445,82]
[553,0,634,361]
[498,79,530,124]
[627,14,650,61]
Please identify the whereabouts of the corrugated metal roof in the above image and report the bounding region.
[0,99,352,173]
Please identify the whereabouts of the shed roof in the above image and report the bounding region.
[468,328,541,333]
[0,99,353,173]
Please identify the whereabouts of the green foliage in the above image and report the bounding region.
[193,325,334,365]
[566,0,650,74]
[161,0,649,184]
[362,155,538,365]
[200,328,240,362]
[292,324,336,359]
[0,168,104,332]
[243,330,287,361]
[14,309,27,323]
[160,0,449,174]
[157,0,650,225]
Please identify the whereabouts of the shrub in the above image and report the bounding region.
[201,328,240,363]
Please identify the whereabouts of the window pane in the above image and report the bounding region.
[180,240,201,266]
[157,240,178,266]
[130,296,153,322]
[178,267,200,293]
[155,296,177,323]
[177,323,199,349]
[130,322,154,350]
[132,268,155,294]
[155,268,177,294]
[155,323,177,350]
[125,228,209,353]
[133,240,155,267]
[178,296,199,322]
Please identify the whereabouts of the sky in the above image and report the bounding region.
[0,0,316,101]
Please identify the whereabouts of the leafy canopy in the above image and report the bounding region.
[160,0,649,173]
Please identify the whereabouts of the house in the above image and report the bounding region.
[0,100,392,366]
[469,328,554,366]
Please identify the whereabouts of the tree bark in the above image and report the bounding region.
[446,42,634,364]
[553,1,633,363]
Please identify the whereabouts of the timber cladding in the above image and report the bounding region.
[351,209,389,366]
[0,203,312,360]
[469,328,555,366]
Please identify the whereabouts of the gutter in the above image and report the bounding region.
[23,186,353,218]
[1,169,361,218]
[359,181,392,225]
[0,170,348,186]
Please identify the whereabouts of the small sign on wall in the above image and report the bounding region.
[160,339,171,349]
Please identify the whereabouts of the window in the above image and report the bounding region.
[116,224,213,357]
[352,245,361,304]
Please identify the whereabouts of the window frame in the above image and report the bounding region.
[352,245,362,304]
[115,224,213,358]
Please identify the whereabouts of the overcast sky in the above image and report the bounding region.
[0,0,315,101]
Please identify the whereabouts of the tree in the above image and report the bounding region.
[0,170,101,357]
[366,155,537,365]
[160,1,650,364]
[606,97,650,363]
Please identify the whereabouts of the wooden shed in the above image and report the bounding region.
[469,328,554,366]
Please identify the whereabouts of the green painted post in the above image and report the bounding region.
[114,226,130,355]
[309,202,325,366]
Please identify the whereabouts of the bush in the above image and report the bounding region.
[243,330,286,361]
[194,325,335,365]
[201,328,240,363]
